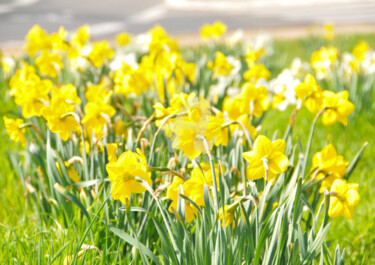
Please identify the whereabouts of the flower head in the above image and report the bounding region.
[328,179,360,218]
[167,177,197,223]
[88,41,114,68]
[311,144,348,192]
[218,203,238,227]
[294,74,323,114]
[200,21,227,39]
[322,90,355,126]
[243,135,289,182]
[207,51,235,77]
[3,116,27,146]
[106,149,151,204]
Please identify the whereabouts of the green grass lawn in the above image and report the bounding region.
[1,32,374,264]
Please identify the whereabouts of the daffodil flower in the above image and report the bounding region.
[106,149,151,204]
[321,90,355,126]
[328,179,360,218]
[243,135,289,182]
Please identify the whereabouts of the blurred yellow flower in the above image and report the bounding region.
[218,203,238,227]
[243,135,288,182]
[3,116,26,146]
[24,25,52,56]
[352,40,369,62]
[42,97,80,141]
[116,32,131,46]
[71,24,90,49]
[329,179,359,218]
[243,63,271,82]
[172,98,211,160]
[245,47,265,67]
[107,143,118,162]
[183,167,215,207]
[207,51,234,77]
[167,176,197,223]
[52,84,81,105]
[35,50,63,78]
[89,41,114,68]
[82,102,116,137]
[205,111,229,146]
[323,23,335,41]
[294,74,323,114]
[56,161,80,183]
[322,90,355,126]
[9,64,51,118]
[106,149,151,204]
[85,80,113,104]
[241,83,270,117]
[310,46,337,79]
[200,21,227,39]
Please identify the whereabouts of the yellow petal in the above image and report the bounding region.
[269,152,289,174]
[253,135,272,158]
[272,139,286,153]
[346,189,360,207]
[331,179,348,194]
[328,197,343,217]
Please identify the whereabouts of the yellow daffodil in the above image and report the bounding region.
[148,25,178,54]
[35,50,63,78]
[42,97,80,141]
[323,23,335,41]
[114,63,150,96]
[85,80,113,104]
[352,40,369,62]
[116,32,131,46]
[167,176,197,223]
[172,98,211,160]
[223,96,244,120]
[218,203,238,227]
[200,21,227,39]
[70,24,90,49]
[106,149,151,204]
[82,102,116,137]
[241,83,270,117]
[107,143,118,162]
[183,167,215,207]
[56,161,80,183]
[205,111,229,146]
[52,84,81,105]
[24,25,52,56]
[245,47,265,67]
[9,66,51,118]
[294,74,323,114]
[243,135,289,182]
[114,120,127,138]
[50,26,68,51]
[207,51,234,77]
[322,90,355,126]
[88,41,114,68]
[310,46,337,79]
[328,179,360,218]
[3,116,27,146]
[243,63,271,82]
[311,144,348,192]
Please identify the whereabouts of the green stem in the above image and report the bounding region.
[301,108,325,179]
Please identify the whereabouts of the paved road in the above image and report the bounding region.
[1,0,375,45]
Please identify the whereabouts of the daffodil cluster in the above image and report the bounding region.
[2,21,366,245]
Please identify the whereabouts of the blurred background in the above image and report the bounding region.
[1,0,375,45]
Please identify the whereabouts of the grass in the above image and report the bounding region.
[1,32,375,264]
